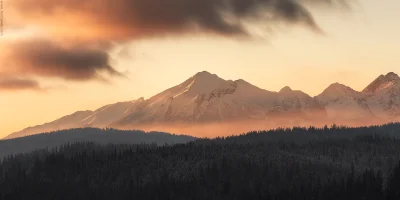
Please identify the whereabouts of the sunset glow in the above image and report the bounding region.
[1,0,400,138]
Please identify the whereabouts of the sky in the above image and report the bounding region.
[0,0,399,137]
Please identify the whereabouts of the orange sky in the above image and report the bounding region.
[1,0,400,137]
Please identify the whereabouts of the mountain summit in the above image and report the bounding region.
[363,72,400,93]
[113,71,282,126]
[4,71,400,139]
[279,86,292,93]
[316,83,360,105]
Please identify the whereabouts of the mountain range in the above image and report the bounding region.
[4,71,400,139]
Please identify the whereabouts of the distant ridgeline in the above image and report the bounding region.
[2,123,400,158]
[8,71,400,140]
[2,123,400,199]
[0,128,196,158]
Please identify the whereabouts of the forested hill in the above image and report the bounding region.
[0,128,196,158]
[2,123,400,199]
[2,137,400,199]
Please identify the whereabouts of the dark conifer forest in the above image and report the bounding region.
[2,123,400,199]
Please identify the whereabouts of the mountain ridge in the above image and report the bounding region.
[363,72,400,93]
[4,71,400,139]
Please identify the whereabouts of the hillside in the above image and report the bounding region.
[0,128,196,158]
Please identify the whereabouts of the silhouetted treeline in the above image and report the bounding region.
[199,123,400,144]
[2,124,400,199]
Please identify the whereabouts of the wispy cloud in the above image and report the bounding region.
[0,76,43,91]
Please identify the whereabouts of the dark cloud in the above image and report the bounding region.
[0,77,42,91]
[2,39,121,81]
[4,0,353,88]
[9,0,352,41]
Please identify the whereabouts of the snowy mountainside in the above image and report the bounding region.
[5,71,400,139]
[80,98,145,127]
[362,72,400,120]
[315,83,372,120]
[315,72,400,122]
[113,71,282,125]
[4,111,93,139]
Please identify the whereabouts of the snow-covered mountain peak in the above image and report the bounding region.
[234,79,248,84]
[385,72,399,81]
[279,86,292,93]
[315,83,360,106]
[192,71,217,78]
[363,72,400,93]
[177,71,232,97]
[320,83,359,96]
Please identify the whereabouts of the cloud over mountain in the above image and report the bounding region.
[3,0,354,91]
[9,0,353,41]
[0,39,121,82]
